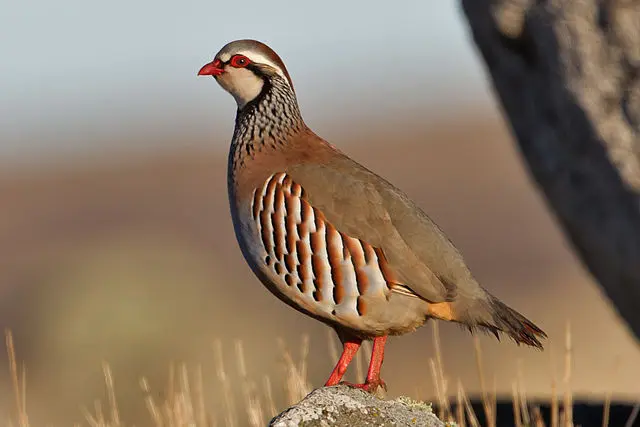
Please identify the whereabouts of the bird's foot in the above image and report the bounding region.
[339,378,387,393]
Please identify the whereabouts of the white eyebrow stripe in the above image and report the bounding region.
[237,50,288,81]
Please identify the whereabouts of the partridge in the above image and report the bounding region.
[198,39,546,392]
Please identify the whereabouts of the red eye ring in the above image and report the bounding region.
[230,55,250,68]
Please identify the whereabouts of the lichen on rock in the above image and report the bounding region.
[269,385,444,427]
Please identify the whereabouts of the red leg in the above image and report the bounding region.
[364,335,387,390]
[341,335,388,393]
[324,337,362,386]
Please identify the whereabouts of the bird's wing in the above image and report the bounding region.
[285,151,484,304]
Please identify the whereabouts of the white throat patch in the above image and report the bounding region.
[216,50,293,108]
[219,67,264,108]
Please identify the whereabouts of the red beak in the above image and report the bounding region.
[198,59,224,76]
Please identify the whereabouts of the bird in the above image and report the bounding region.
[198,39,546,393]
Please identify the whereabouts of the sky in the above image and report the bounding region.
[0,1,492,162]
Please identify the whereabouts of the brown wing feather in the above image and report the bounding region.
[284,144,484,304]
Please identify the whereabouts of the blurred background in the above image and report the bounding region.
[2,0,639,425]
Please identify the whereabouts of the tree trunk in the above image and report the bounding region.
[460,0,640,341]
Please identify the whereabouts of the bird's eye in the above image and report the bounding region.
[230,55,250,68]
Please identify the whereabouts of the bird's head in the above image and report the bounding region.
[198,39,294,109]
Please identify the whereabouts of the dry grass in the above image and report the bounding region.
[424,322,638,427]
[2,326,639,427]
[5,330,28,427]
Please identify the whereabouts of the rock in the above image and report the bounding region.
[269,385,445,427]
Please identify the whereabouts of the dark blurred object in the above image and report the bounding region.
[459,399,639,427]
[463,0,640,341]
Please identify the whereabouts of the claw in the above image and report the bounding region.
[325,335,389,392]
[339,378,387,393]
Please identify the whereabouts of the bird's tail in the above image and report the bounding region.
[455,294,546,349]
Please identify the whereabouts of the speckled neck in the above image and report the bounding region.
[228,75,305,179]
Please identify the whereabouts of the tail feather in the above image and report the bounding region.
[466,295,546,349]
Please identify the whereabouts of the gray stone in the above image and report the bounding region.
[269,385,445,427]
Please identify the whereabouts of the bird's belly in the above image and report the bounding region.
[230,172,430,336]
[235,215,432,337]
[237,216,385,331]
[232,217,411,333]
